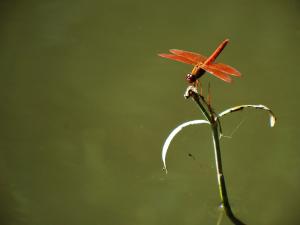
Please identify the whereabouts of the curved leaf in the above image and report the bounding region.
[162,120,209,173]
[218,104,276,127]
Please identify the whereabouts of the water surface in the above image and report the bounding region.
[0,0,299,224]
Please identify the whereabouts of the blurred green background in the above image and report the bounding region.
[0,0,299,224]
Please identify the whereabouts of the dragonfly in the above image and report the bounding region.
[158,39,241,84]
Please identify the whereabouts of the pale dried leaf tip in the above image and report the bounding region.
[269,110,276,127]
[162,120,209,173]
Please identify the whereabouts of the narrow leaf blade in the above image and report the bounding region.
[218,104,276,127]
[162,120,209,173]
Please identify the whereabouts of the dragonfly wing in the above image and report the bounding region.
[169,49,207,64]
[202,65,232,83]
[209,63,241,77]
[158,53,196,65]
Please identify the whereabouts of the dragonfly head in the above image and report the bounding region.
[186,73,197,83]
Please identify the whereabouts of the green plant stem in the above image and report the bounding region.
[187,88,245,225]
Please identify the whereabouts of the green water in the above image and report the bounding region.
[0,0,299,224]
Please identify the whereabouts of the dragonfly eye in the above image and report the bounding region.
[186,73,196,83]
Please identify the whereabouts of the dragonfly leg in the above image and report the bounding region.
[197,80,203,97]
[207,81,211,106]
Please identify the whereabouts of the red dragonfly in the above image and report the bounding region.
[158,39,241,84]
